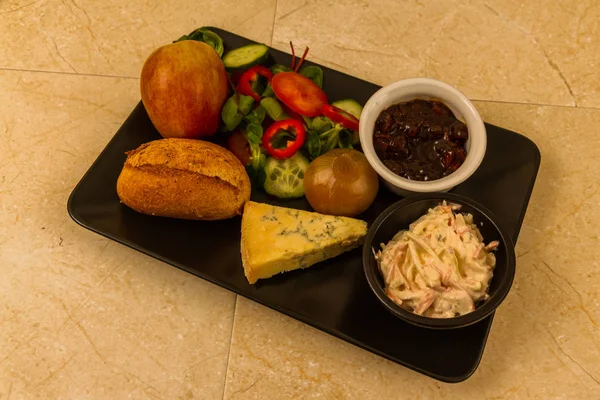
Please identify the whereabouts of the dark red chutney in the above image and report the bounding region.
[373,99,469,181]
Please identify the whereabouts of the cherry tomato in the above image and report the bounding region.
[227,131,251,165]
[271,72,328,117]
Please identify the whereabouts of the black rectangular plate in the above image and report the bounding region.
[68,28,540,382]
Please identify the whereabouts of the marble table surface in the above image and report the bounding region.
[1,0,599,398]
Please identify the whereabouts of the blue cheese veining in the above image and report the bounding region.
[241,201,368,284]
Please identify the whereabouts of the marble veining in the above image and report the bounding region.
[1,0,599,398]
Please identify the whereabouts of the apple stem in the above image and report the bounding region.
[289,41,296,70]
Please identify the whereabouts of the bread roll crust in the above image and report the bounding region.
[117,138,251,220]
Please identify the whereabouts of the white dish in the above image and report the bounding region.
[359,78,487,196]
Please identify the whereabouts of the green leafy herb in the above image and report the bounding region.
[245,123,263,145]
[246,143,267,186]
[321,129,340,153]
[316,123,346,154]
[301,116,312,129]
[237,94,255,114]
[221,97,241,131]
[299,66,324,88]
[244,106,266,125]
[175,27,224,57]
[221,93,255,131]
[338,129,354,149]
[260,97,289,121]
[261,84,275,98]
[305,130,322,159]
[311,116,334,134]
[270,64,293,75]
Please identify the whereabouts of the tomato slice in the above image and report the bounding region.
[271,72,328,117]
[227,131,251,165]
[321,104,360,131]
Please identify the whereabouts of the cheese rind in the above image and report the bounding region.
[241,201,368,284]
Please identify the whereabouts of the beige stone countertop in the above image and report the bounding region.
[1,0,599,399]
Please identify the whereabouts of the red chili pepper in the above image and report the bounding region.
[262,119,306,159]
[321,104,360,131]
[237,65,273,101]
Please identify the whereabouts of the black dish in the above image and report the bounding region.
[363,193,516,329]
[67,28,541,382]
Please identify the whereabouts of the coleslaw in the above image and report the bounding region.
[374,202,499,318]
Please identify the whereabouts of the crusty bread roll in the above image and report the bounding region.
[116,138,251,220]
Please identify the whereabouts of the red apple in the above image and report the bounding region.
[140,41,228,139]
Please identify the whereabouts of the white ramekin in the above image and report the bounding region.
[359,78,486,196]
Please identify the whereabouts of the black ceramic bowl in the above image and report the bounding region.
[363,193,516,329]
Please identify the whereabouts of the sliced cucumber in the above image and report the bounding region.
[332,99,363,145]
[263,153,310,199]
[331,99,363,119]
[222,43,269,70]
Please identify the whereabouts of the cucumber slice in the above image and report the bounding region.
[332,99,363,145]
[331,99,363,119]
[263,153,310,199]
[222,43,269,70]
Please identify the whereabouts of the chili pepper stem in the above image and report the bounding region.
[294,46,310,72]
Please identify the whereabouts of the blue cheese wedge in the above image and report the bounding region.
[241,201,368,284]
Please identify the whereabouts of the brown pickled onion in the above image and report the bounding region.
[303,149,379,217]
